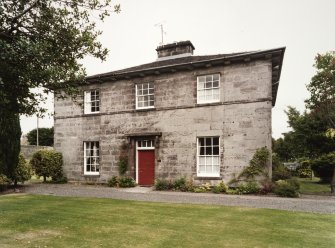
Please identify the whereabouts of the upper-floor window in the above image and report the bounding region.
[84,90,100,114]
[197,137,220,177]
[197,74,220,104]
[136,83,154,109]
[84,141,100,175]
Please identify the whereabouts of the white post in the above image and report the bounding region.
[36,114,39,147]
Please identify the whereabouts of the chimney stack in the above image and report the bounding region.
[156,41,195,60]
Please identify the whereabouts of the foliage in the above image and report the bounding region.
[13,153,33,185]
[194,183,212,193]
[108,176,136,188]
[173,177,187,191]
[237,181,260,194]
[310,152,335,183]
[0,112,21,181]
[118,176,136,188]
[154,178,172,191]
[226,188,240,195]
[272,138,295,162]
[107,176,118,187]
[306,52,335,130]
[239,147,270,179]
[274,179,300,198]
[155,178,195,192]
[0,174,11,191]
[30,150,65,182]
[27,127,54,146]
[0,0,120,116]
[212,181,228,194]
[296,160,312,178]
[117,156,128,176]
[272,164,292,181]
[281,107,335,159]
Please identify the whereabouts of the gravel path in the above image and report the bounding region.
[22,183,335,214]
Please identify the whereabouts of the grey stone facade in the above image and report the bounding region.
[54,41,285,184]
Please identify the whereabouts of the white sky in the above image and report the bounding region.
[20,0,335,138]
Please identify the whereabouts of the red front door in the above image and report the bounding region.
[138,150,155,186]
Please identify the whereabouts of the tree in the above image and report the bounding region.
[0,112,21,181]
[0,1,120,180]
[306,52,335,130]
[304,51,335,193]
[13,153,33,186]
[277,107,335,160]
[27,127,54,146]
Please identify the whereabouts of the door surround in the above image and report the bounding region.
[136,139,155,185]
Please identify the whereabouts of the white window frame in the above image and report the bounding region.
[84,141,100,175]
[84,90,100,114]
[197,74,220,104]
[197,137,220,177]
[135,83,154,109]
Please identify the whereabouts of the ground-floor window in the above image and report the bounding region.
[84,141,100,175]
[197,137,220,177]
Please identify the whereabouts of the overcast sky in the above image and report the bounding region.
[20,0,335,138]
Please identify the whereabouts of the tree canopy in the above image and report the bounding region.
[0,0,120,115]
[27,127,54,146]
[306,52,335,130]
[273,107,335,161]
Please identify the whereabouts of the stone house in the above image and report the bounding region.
[54,41,285,185]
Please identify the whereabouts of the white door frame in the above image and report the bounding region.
[136,140,155,184]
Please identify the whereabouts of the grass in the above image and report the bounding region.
[0,195,334,248]
[297,177,331,194]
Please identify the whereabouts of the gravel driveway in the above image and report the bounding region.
[22,183,335,214]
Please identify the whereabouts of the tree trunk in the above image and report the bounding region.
[43,175,46,182]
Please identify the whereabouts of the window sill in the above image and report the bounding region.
[196,101,220,107]
[195,176,222,180]
[83,112,101,117]
[135,107,156,112]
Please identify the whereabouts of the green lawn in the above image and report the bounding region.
[298,177,331,194]
[0,195,334,248]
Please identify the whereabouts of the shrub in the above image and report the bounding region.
[173,177,187,191]
[107,176,136,188]
[212,181,228,194]
[0,174,11,192]
[286,178,300,190]
[239,147,270,179]
[237,181,260,194]
[118,176,136,188]
[155,178,172,191]
[274,179,300,198]
[13,154,33,186]
[226,188,239,195]
[118,156,128,176]
[194,183,212,193]
[272,164,291,181]
[310,153,335,183]
[30,150,65,183]
[297,160,312,178]
[108,176,118,187]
